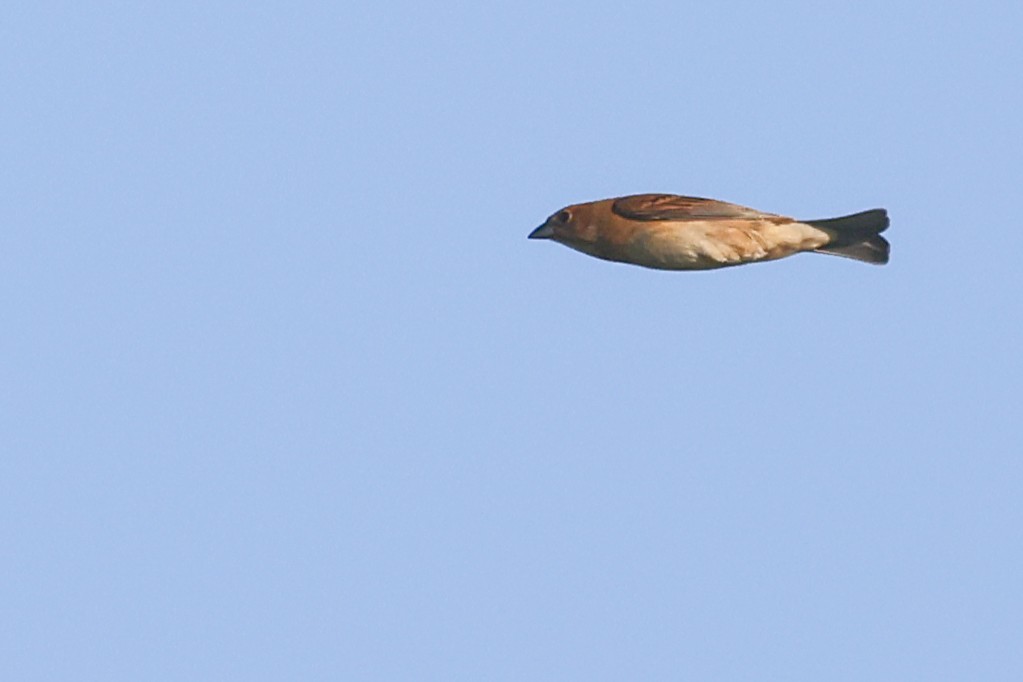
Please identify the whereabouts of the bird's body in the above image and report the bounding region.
[529,194,890,270]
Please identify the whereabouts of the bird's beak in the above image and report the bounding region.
[528,222,554,240]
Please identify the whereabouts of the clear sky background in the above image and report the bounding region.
[3,2,1022,680]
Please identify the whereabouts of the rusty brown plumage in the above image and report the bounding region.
[528,193,890,270]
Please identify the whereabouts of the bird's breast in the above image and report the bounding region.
[621,222,740,270]
[619,220,827,270]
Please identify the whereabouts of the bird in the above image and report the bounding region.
[528,193,890,270]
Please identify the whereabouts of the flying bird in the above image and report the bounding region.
[528,194,890,269]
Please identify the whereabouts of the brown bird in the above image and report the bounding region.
[528,194,890,269]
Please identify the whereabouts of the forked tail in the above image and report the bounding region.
[806,209,890,265]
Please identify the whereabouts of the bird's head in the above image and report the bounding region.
[528,203,600,250]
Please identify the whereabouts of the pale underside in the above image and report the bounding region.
[587,219,831,270]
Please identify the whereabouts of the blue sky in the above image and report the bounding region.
[3,1,1022,679]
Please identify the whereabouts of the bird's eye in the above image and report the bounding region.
[555,210,571,223]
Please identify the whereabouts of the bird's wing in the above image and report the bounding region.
[611,194,782,221]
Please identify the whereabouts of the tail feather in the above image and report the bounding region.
[805,209,890,265]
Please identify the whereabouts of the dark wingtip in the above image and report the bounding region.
[815,235,890,265]
[806,208,890,237]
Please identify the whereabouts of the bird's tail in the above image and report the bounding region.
[805,209,890,265]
